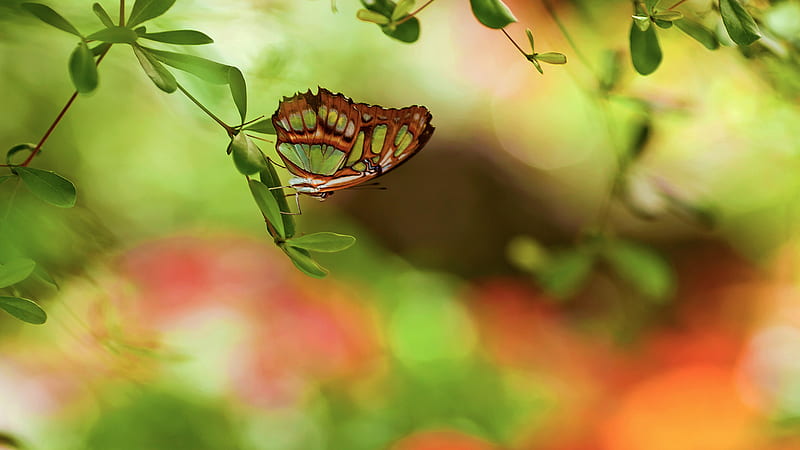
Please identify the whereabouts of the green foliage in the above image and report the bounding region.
[0,296,47,324]
[248,179,286,239]
[132,44,177,93]
[675,18,720,50]
[243,118,276,134]
[0,258,36,288]
[92,3,115,27]
[537,248,595,299]
[145,48,230,84]
[603,239,674,302]
[86,26,138,43]
[358,0,421,43]
[281,245,328,278]
[259,163,296,238]
[21,3,82,37]
[15,167,77,208]
[720,0,760,46]
[127,0,177,28]
[286,232,356,253]
[630,20,662,75]
[229,133,267,176]
[138,30,213,45]
[469,0,517,29]
[69,41,98,93]
[227,67,247,124]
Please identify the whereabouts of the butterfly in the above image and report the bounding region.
[271,87,434,200]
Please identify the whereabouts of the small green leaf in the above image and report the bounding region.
[229,133,267,175]
[674,18,719,50]
[16,167,77,208]
[528,55,544,74]
[6,143,35,166]
[244,119,276,134]
[21,3,82,37]
[282,245,328,278]
[654,18,673,29]
[86,26,138,43]
[139,30,214,45]
[132,45,177,93]
[145,48,230,84]
[260,161,295,238]
[0,258,36,288]
[128,0,177,28]
[629,20,662,75]
[720,0,760,46]
[604,240,673,302]
[391,0,415,22]
[536,52,567,64]
[32,265,59,289]
[537,249,594,299]
[248,179,285,239]
[357,9,390,25]
[286,232,356,253]
[525,28,535,52]
[652,10,683,21]
[382,17,420,43]
[69,41,98,94]
[0,296,47,324]
[469,0,517,29]
[228,67,247,124]
[91,42,113,56]
[92,3,115,27]
[632,14,651,32]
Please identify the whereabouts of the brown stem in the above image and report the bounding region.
[394,0,435,26]
[668,0,688,10]
[501,28,530,58]
[119,0,125,26]
[21,46,112,167]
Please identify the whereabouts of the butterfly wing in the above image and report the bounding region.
[272,88,434,194]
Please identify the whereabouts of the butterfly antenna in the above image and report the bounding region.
[266,157,287,169]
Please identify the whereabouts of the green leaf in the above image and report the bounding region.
[286,232,356,253]
[92,3,115,27]
[654,18,673,29]
[469,0,517,29]
[248,179,285,239]
[32,265,58,289]
[525,28,535,52]
[6,143,35,166]
[382,18,420,43]
[720,0,760,46]
[144,48,230,84]
[675,18,719,50]
[0,296,47,324]
[645,0,660,14]
[282,245,328,278]
[229,133,267,175]
[86,26,138,43]
[528,56,544,74]
[629,20,662,75]
[260,161,295,238]
[0,258,36,288]
[16,167,77,208]
[21,3,82,37]
[632,15,651,32]
[139,30,214,45]
[652,10,683,21]
[244,118,276,134]
[69,41,98,94]
[132,45,177,93]
[391,0,415,22]
[356,9,390,25]
[537,249,594,299]
[604,240,673,302]
[536,52,567,64]
[228,67,247,124]
[128,0,177,28]
[91,42,113,56]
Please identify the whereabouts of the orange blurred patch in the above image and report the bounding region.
[600,365,764,450]
[390,429,499,450]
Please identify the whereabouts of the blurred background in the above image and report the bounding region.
[2,0,800,448]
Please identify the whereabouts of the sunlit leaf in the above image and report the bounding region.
[16,167,76,208]
[653,10,683,21]
[630,20,662,75]
[536,52,567,64]
[228,67,247,124]
[144,48,230,84]
[286,232,356,253]
[132,45,177,93]
[382,18,420,43]
[32,265,58,289]
[128,0,177,28]
[139,30,213,45]
[391,0,415,22]
[675,18,720,50]
[69,41,98,94]
[92,3,115,28]
[260,161,295,238]
[720,0,760,46]
[357,9,390,25]
[244,119,276,134]
[604,240,673,302]
[21,3,82,37]
[632,15,651,32]
[282,245,328,278]
[248,179,285,239]
[91,42,112,56]
[0,258,36,288]
[86,26,138,43]
[537,249,594,299]
[654,18,673,29]
[469,0,517,29]
[525,28,535,52]
[0,296,47,324]
[229,133,266,175]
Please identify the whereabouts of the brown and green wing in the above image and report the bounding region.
[272,88,434,190]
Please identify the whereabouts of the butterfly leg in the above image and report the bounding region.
[279,192,303,215]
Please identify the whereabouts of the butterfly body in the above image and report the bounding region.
[272,88,434,199]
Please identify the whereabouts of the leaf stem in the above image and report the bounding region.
[21,46,113,167]
[175,83,235,137]
[501,28,530,58]
[394,0,436,26]
[119,0,125,26]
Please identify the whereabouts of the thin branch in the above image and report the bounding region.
[501,28,530,58]
[394,0,436,26]
[21,46,113,167]
[119,0,125,26]
[176,83,235,137]
[668,0,689,10]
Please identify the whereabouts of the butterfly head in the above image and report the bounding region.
[289,176,333,201]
